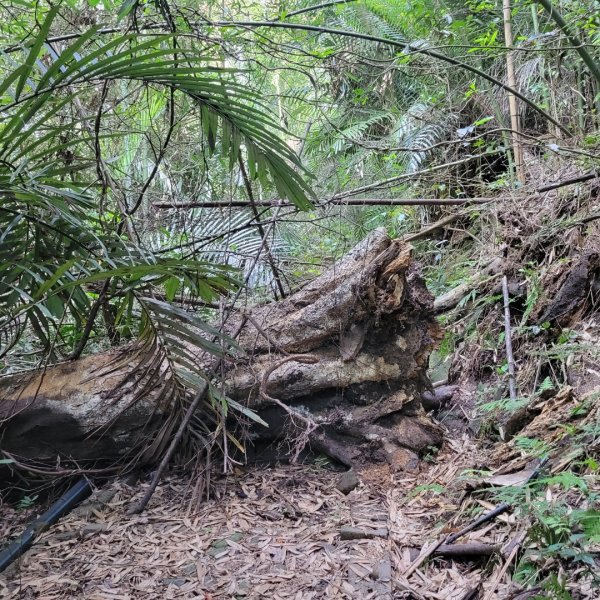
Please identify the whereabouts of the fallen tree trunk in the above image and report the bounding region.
[0,229,443,472]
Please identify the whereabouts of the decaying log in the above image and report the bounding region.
[0,352,166,466]
[0,229,443,472]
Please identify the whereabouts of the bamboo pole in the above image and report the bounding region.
[503,0,525,183]
[153,198,497,209]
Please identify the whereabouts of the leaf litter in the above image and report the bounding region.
[1,410,598,599]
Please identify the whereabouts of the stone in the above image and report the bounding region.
[336,469,359,494]
[385,446,419,473]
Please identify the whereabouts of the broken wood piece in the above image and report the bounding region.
[52,523,109,542]
[501,531,527,559]
[340,526,388,540]
[369,558,392,581]
[507,588,543,600]
[434,543,499,559]
[433,259,502,314]
[336,470,359,494]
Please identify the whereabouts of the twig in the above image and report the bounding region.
[128,88,176,216]
[502,275,518,401]
[482,537,523,600]
[68,278,111,360]
[238,155,286,299]
[537,170,598,192]
[243,312,290,356]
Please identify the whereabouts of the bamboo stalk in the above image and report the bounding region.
[151,171,598,210]
[536,0,600,85]
[503,0,525,183]
[153,197,497,209]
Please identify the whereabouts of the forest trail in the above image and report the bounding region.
[3,416,597,599]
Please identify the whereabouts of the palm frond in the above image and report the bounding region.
[0,10,316,472]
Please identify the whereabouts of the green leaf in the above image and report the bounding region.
[227,397,269,427]
[15,6,59,100]
[164,276,180,302]
[117,0,138,21]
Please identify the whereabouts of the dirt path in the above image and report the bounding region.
[2,430,597,599]
[0,439,483,599]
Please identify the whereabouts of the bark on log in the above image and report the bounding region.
[0,229,443,472]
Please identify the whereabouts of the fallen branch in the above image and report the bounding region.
[403,213,466,243]
[502,275,518,402]
[340,526,388,540]
[153,197,497,209]
[433,273,501,313]
[434,542,499,559]
[537,170,598,192]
